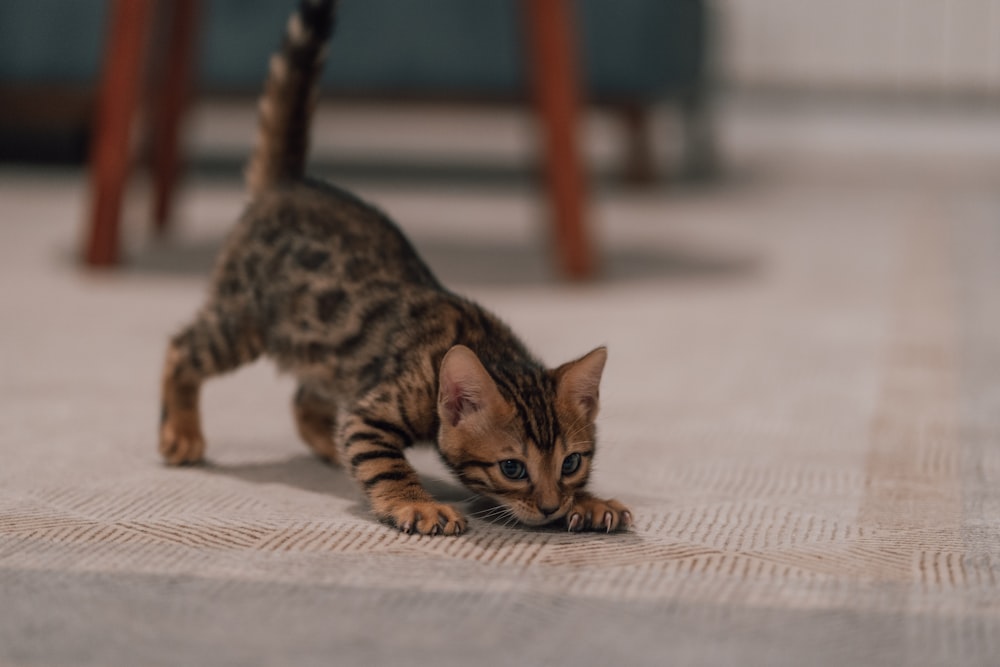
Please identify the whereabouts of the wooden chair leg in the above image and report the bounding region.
[520,0,595,280]
[150,0,200,234]
[621,103,656,185]
[84,0,156,267]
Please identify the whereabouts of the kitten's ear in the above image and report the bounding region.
[438,345,507,428]
[555,346,607,423]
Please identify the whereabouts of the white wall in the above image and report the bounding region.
[719,0,1000,95]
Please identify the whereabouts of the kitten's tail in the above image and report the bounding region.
[245,0,337,195]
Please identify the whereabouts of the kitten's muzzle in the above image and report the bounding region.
[538,502,561,518]
[515,500,570,527]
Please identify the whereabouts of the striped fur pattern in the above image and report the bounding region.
[158,0,631,536]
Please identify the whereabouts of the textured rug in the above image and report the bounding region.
[2,104,1000,666]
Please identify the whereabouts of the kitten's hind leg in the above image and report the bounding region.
[293,382,340,464]
[159,307,261,465]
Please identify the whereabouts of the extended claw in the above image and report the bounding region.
[564,495,632,534]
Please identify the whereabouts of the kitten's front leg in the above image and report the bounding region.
[565,491,633,533]
[340,411,466,536]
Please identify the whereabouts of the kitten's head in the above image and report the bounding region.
[436,344,607,526]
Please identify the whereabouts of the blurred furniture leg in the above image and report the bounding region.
[85,0,595,279]
[521,0,595,280]
[84,0,198,266]
[150,0,199,233]
[83,0,155,266]
[621,103,655,185]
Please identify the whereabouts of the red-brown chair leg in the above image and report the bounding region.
[621,102,656,185]
[84,0,156,266]
[520,0,595,280]
[150,0,200,234]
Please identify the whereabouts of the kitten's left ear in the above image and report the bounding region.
[438,345,509,428]
[555,346,607,423]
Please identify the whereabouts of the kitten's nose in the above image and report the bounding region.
[538,503,560,518]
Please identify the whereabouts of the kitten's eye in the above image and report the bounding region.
[561,453,582,476]
[498,459,528,480]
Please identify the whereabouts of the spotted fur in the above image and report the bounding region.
[158,0,631,536]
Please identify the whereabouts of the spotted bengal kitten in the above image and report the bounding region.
[158,0,631,536]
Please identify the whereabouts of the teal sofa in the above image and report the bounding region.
[0,0,711,171]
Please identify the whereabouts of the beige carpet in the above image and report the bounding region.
[1,101,999,666]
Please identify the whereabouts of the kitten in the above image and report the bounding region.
[158,0,631,536]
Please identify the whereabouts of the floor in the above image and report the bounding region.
[1,98,999,666]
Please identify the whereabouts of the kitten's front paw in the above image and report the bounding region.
[565,494,632,533]
[159,418,205,465]
[382,501,467,536]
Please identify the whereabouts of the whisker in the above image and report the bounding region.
[489,511,516,526]
[469,504,511,520]
[486,507,520,528]
[563,440,594,449]
[562,415,592,442]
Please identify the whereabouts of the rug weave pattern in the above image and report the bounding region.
[1,175,999,665]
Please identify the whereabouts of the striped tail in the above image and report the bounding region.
[245,0,337,195]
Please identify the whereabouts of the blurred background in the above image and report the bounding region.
[2,0,999,280]
[4,0,1000,281]
[0,0,710,166]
